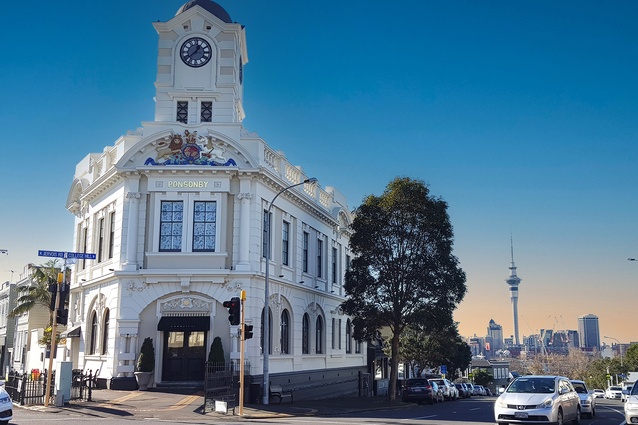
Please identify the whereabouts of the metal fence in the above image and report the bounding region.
[203,360,249,414]
[5,369,95,406]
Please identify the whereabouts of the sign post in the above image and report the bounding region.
[38,249,95,407]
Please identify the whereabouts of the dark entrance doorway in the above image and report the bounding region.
[158,316,209,382]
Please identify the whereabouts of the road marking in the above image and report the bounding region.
[160,394,200,411]
[99,391,143,406]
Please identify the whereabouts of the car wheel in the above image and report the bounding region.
[556,408,564,425]
[572,407,581,425]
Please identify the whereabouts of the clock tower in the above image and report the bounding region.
[152,0,247,125]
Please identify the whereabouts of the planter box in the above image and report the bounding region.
[108,377,138,391]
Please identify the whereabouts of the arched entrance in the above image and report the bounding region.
[158,316,209,381]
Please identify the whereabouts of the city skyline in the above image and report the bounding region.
[1,1,637,343]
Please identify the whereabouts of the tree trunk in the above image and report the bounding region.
[389,331,401,401]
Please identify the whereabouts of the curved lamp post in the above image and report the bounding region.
[604,335,623,367]
[263,177,317,405]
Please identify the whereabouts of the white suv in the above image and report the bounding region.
[429,378,458,401]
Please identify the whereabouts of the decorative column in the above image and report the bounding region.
[235,192,252,271]
[123,191,141,271]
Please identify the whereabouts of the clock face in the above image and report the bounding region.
[180,37,212,68]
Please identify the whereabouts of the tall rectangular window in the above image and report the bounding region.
[108,212,115,259]
[338,318,342,350]
[317,239,323,278]
[332,247,338,284]
[332,318,336,350]
[302,231,309,273]
[201,101,212,122]
[262,210,270,258]
[282,221,290,266]
[160,201,183,252]
[97,218,105,262]
[82,227,88,270]
[176,101,188,124]
[193,201,216,251]
[346,254,351,271]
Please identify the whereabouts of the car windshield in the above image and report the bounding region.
[507,378,555,394]
[631,385,638,395]
[572,383,587,394]
[610,386,621,391]
[406,379,428,386]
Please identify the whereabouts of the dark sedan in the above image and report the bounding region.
[402,378,437,405]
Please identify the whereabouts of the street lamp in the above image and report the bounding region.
[604,336,623,367]
[263,177,317,405]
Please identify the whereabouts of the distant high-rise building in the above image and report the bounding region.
[506,237,522,345]
[487,319,504,352]
[578,314,600,349]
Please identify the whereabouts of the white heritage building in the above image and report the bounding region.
[63,0,366,396]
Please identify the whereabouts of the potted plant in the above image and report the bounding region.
[134,337,155,390]
[208,336,225,372]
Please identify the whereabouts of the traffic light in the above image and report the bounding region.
[56,308,69,326]
[243,324,254,340]
[222,297,241,325]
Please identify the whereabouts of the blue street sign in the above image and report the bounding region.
[38,250,66,258]
[440,365,448,374]
[67,252,97,260]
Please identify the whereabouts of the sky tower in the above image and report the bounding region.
[506,237,522,345]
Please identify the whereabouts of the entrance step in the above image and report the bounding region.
[155,381,205,393]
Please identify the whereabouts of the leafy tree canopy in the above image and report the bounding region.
[341,177,466,400]
[10,260,68,323]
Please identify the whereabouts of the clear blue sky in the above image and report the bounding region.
[1,1,636,343]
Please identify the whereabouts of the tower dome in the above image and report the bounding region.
[176,0,232,23]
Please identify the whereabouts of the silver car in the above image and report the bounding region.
[494,375,581,425]
[625,383,638,424]
[570,379,595,418]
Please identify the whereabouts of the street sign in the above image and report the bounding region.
[66,252,97,260]
[440,365,448,374]
[38,250,66,258]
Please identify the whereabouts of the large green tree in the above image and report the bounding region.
[341,177,467,401]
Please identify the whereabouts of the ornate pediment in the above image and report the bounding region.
[144,130,237,167]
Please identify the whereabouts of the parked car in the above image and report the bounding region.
[494,375,581,425]
[475,385,486,396]
[606,385,623,400]
[402,378,437,405]
[0,385,12,425]
[455,383,469,398]
[466,383,477,396]
[430,378,458,401]
[625,382,638,424]
[428,380,445,403]
[592,388,605,398]
[571,379,596,418]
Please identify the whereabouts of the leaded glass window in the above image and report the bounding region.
[280,309,290,354]
[176,101,188,124]
[316,316,323,354]
[193,201,216,251]
[201,101,212,122]
[160,201,183,252]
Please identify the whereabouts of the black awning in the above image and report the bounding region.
[157,316,210,331]
[61,325,81,338]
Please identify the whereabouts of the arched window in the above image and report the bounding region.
[260,307,273,355]
[315,316,323,354]
[101,309,110,355]
[302,313,310,354]
[89,311,98,355]
[280,309,290,354]
[345,319,352,354]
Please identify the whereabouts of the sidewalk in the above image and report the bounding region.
[20,388,415,420]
